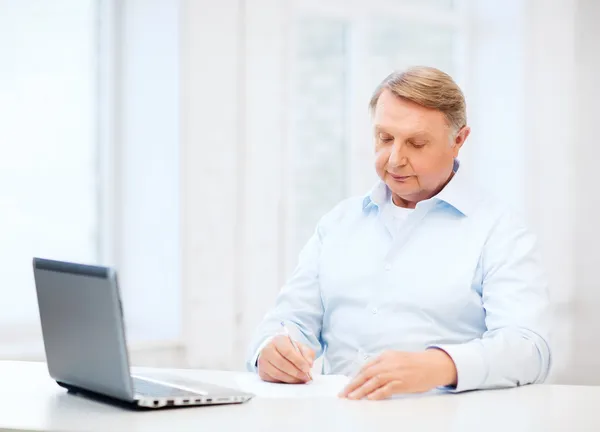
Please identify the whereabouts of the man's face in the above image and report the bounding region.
[373,89,470,207]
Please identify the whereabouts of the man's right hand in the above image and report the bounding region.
[257,335,315,384]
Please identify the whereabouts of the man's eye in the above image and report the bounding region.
[379,135,393,142]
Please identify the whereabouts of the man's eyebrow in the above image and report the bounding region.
[374,124,432,137]
[410,132,432,139]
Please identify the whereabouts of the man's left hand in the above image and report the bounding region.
[339,349,457,400]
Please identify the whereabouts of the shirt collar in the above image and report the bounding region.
[362,159,474,216]
[362,181,389,212]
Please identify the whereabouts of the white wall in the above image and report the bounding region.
[237,0,290,370]
[180,0,243,369]
[522,0,577,383]
[517,0,600,385]
[568,0,600,385]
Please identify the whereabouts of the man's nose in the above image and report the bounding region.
[388,142,408,167]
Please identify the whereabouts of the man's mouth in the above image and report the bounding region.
[388,173,412,182]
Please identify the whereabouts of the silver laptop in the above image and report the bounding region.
[32,257,253,409]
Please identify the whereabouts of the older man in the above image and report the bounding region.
[246,66,551,400]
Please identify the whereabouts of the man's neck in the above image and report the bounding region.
[391,170,456,209]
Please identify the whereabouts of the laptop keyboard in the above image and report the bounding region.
[133,377,204,398]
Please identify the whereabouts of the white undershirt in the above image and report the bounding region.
[385,193,414,234]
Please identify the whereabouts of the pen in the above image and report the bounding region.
[280,321,313,381]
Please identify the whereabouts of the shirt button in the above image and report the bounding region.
[363,354,370,360]
[371,307,378,315]
[384,263,392,271]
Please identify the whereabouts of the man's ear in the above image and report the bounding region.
[451,126,470,155]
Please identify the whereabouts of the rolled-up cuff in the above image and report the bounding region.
[428,342,487,392]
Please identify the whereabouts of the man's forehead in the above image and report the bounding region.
[373,90,448,131]
[373,108,448,136]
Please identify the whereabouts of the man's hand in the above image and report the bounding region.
[339,349,457,400]
[257,335,315,384]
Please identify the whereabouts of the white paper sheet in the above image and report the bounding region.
[234,374,350,398]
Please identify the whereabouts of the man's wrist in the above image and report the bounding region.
[425,348,458,387]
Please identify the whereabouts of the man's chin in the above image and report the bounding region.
[385,182,417,197]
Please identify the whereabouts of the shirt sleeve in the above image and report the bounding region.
[245,222,326,373]
[429,211,552,392]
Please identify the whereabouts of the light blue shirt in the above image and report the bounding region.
[246,161,551,392]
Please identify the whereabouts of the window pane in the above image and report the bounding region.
[292,16,348,253]
[0,1,97,328]
[367,17,456,88]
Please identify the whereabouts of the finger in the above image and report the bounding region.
[258,348,304,383]
[347,373,393,400]
[297,344,315,380]
[258,367,280,383]
[339,363,387,397]
[367,382,400,400]
[265,359,305,384]
[268,348,311,381]
[340,370,371,397]
[257,354,280,383]
[298,343,315,365]
[258,358,279,383]
[359,359,387,380]
[359,356,383,373]
[274,337,312,373]
[260,367,301,385]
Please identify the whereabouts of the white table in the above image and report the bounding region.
[0,361,599,432]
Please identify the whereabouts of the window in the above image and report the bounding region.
[367,18,456,80]
[0,0,98,355]
[0,0,181,360]
[291,16,349,253]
